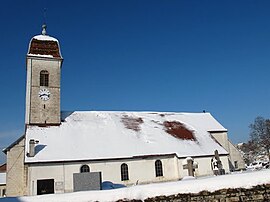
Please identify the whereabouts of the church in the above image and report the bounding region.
[3,25,245,196]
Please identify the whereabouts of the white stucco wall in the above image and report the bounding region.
[178,155,230,178]
[27,156,179,195]
[27,154,230,196]
[211,132,230,151]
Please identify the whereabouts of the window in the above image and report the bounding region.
[40,70,49,86]
[80,165,90,173]
[121,163,129,181]
[155,160,163,177]
[234,161,238,169]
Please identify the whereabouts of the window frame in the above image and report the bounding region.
[40,70,49,87]
[121,163,129,181]
[80,164,90,173]
[155,160,163,177]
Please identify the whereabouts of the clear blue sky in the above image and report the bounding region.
[0,0,270,164]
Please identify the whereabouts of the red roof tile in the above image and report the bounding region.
[28,39,61,58]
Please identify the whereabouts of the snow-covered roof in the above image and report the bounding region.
[0,173,6,185]
[25,111,228,163]
[33,34,58,42]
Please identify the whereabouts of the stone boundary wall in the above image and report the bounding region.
[117,184,270,202]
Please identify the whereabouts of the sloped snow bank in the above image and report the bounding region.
[2,170,270,202]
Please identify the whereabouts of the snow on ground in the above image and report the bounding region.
[1,169,270,202]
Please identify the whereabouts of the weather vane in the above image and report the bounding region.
[42,8,47,35]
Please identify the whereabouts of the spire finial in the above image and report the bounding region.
[42,8,47,35]
[42,24,47,35]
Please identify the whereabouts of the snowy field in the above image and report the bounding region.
[1,169,270,202]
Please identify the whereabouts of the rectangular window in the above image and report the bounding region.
[234,161,238,169]
[40,70,49,86]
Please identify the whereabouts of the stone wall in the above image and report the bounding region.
[117,184,270,202]
[25,58,61,125]
[6,138,27,196]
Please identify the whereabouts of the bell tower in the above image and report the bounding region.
[25,24,63,125]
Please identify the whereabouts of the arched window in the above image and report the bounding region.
[80,165,90,173]
[40,70,49,86]
[155,160,163,177]
[121,163,129,181]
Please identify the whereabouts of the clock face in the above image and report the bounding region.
[39,88,50,101]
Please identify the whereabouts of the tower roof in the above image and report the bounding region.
[27,25,62,59]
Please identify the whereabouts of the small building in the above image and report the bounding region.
[212,133,245,171]
[3,25,245,197]
[0,164,6,197]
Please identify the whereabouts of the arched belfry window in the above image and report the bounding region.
[121,163,129,181]
[80,165,90,173]
[40,70,49,86]
[155,160,163,177]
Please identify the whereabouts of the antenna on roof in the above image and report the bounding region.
[42,8,47,35]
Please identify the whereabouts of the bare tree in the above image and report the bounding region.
[249,117,270,161]
[265,119,270,158]
[240,140,258,164]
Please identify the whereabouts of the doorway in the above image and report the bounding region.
[37,179,54,195]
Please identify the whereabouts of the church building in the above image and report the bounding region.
[3,25,245,196]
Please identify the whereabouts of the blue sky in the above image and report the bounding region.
[0,0,270,164]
